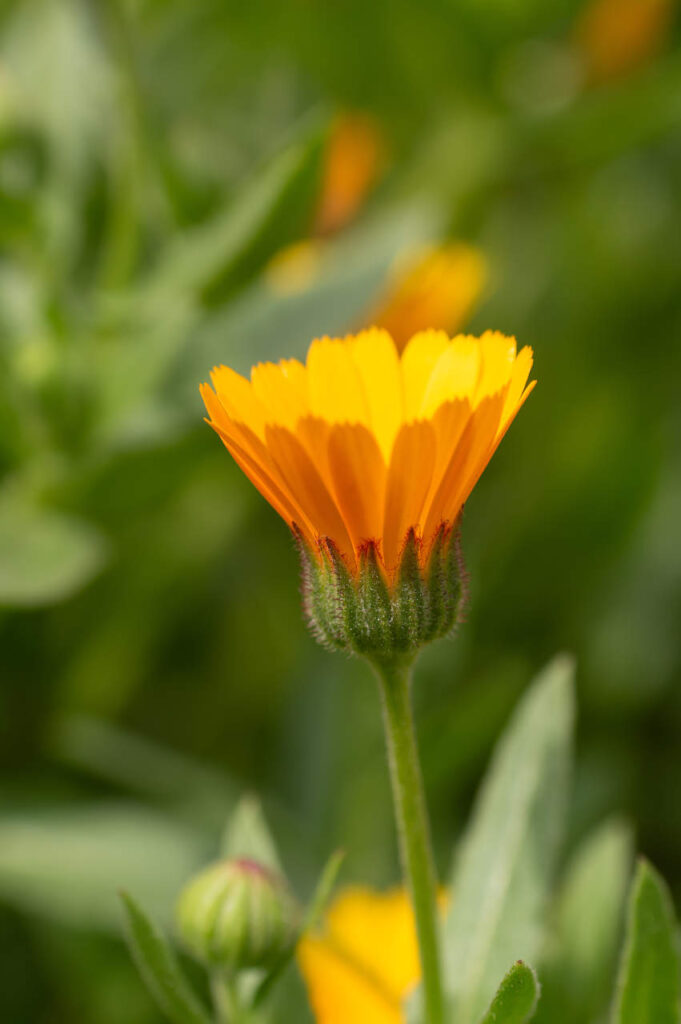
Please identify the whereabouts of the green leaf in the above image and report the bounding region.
[444,655,575,1024]
[0,494,108,607]
[479,962,540,1024]
[221,795,282,873]
[0,803,207,931]
[120,891,212,1024]
[51,712,239,828]
[253,848,345,1009]
[611,859,680,1024]
[534,818,633,1024]
[146,126,325,306]
[302,849,346,932]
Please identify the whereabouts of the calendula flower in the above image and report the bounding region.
[370,244,487,352]
[201,328,534,661]
[575,0,676,82]
[298,887,447,1024]
[315,112,385,236]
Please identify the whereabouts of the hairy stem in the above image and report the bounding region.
[373,658,445,1024]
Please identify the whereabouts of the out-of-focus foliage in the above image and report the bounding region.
[1,0,680,1021]
[123,665,680,1024]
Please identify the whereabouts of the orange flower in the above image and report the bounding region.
[298,887,446,1024]
[315,112,385,236]
[200,329,534,580]
[575,0,676,83]
[369,244,487,352]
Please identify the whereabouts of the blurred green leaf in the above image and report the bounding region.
[535,818,633,1024]
[120,892,212,1024]
[0,494,108,607]
[51,713,238,828]
[611,859,680,1024]
[443,655,575,1024]
[478,961,539,1024]
[145,126,325,306]
[0,804,208,931]
[302,849,345,933]
[221,796,282,874]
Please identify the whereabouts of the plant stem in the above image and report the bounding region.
[211,973,243,1024]
[372,658,445,1024]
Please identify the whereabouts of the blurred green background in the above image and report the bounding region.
[1,0,680,1020]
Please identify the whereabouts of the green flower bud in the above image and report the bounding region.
[297,521,467,665]
[176,859,298,972]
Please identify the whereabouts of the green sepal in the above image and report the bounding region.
[297,520,467,662]
[356,540,393,655]
[221,794,282,873]
[394,528,428,647]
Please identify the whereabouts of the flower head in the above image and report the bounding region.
[575,0,675,82]
[298,886,447,1023]
[176,858,298,972]
[315,112,385,236]
[201,328,534,659]
[370,244,487,351]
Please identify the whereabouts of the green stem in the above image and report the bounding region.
[372,658,445,1024]
[211,973,243,1024]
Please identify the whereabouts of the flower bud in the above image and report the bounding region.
[297,521,467,664]
[176,858,298,972]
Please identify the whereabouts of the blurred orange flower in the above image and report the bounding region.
[315,112,385,235]
[369,243,487,352]
[200,329,534,578]
[575,0,676,82]
[298,887,446,1024]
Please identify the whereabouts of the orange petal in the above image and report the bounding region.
[210,366,267,440]
[400,330,450,420]
[266,425,356,569]
[475,331,517,404]
[428,398,473,507]
[420,336,481,416]
[382,421,436,573]
[327,424,387,556]
[422,392,505,539]
[207,420,316,548]
[307,337,370,426]
[250,361,310,429]
[499,346,534,432]
[348,329,403,461]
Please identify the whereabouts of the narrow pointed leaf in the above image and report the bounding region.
[534,818,633,1023]
[611,859,680,1024]
[221,794,282,873]
[120,892,212,1024]
[479,962,540,1024]
[146,127,324,305]
[253,849,345,1008]
[303,849,346,932]
[444,655,575,1024]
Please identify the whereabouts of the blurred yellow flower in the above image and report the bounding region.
[575,0,676,82]
[315,112,385,235]
[298,887,446,1024]
[369,243,487,352]
[264,239,324,296]
[200,329,534,578]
